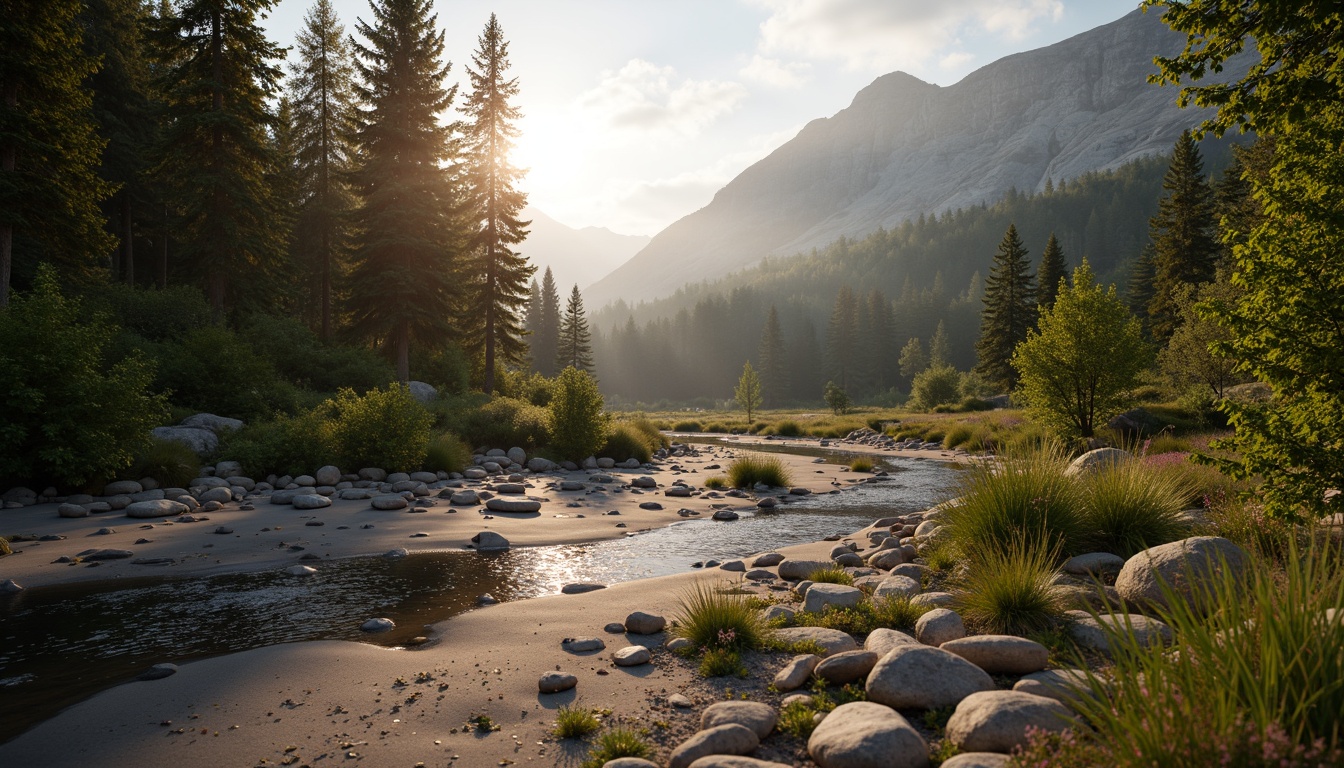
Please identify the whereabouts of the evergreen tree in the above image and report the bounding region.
[735,361,763,422]
[460,13,532,395]
[861,289,892,394]
[523,276,541,370]
[929,320,952,369]
[288,0,357,341]
[898,337,928,382]
[975,223,1037,392]
[1,0,114,306]
[533,266,561,376]
[1127,243,1158,338]
[825,285,859,390]
[150,0,287,318]
[347,0,466,381]
[1037,232,1067,310]
[556,284,593,373]
[758,304,788,407]
[1146,130,1219,342]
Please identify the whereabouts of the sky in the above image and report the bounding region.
[263,0,1135,237]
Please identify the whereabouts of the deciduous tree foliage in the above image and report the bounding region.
[1159,277,1246,400]
[898,337,928,382]
[975,223,1037,392]
[1146,130,1219,342]
[1013,260,1149,438]
[735,361,763,422]
[549,366,607,462]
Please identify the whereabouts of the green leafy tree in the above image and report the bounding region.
[324,383,432,470]
[735,361,763,423]
[1037,232,1067,310]
[1,0,114,306]
[757,305,788,407]
[1148,0,1344,520]
[898,337,928,381]
[460,14,532,395]
[549,366,607,461]
[1146,130,1219,343]
[975,223,1037,391]
[823,380,852,416]
[1159,278,1246,400]
[288,0,357,342]
[347,0,467,382]
[825,285,859,390]
[1013,260,1150,438]
[151,0,288,318]
[911,364,962,411]
[0,266,167,486]
[556,284,593,373]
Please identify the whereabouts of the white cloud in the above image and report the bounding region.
[747,0,1064,72]
[739,54,813,88]
[575,59,749,139]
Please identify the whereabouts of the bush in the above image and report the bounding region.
[672,419,702,432]
[954,537,1065,635]
[324,384,432,471]
[510,370,556,407]
[774,419,802,437]
[0,268,168,487]
[240,314,392,393]
[217,411,332,478]
[423,432,471,474]
[911,364,962,410]
[157,325,296,420]
[1079,459,1191,558]
[627,418,668,450]
[945,444,1086,557]
[671,581,768,651]
[549,368,608,461]
[699,647,748,678]
[807,566,854,585]
[92,282,211,343]
[703,421,729,433]
[726,454,792,488]
[552,705,601,739]
[600,421,662,463]
[128,437,201,489]
[703,476,728,490]
[581,728,653,768]
[412,344,471,396]
[452,396,551,450]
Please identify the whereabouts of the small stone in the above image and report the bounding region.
[485,498,542,513]
[814,650,880,685]
[719,559,746,572]
[58,503,89,518]
[665,637,693,652]
[771,627,858,656]
[285,565,317,577]
[292,494,331,510]
[471,531,510,551]
[669,693,693,708]
[612,645,652,666]
[561,582,606,594]
[137,663,178,681]
[604,622,627,634]
[213,526,234,534]
[562,637,606,653]
[360,618,395,632]
[538,672,578,694]
[752,552,785,567]
[773,654,821,691]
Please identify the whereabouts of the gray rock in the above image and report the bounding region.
[864,628,917,658]
[771,627,858,656]
[562,582,606,594]
[665,486,693,497]
[291,494,331,510]
[463,468,488,480]
[293,474,317,487]
[539,672,578,693]
[2,579,26,593]
[471,531,510,551]
[371,494,409,510]
[137,663,179,681]
[669,724,760,768]
[449,490,480,505]
[745,569,775,581]
[129,489,166,502]
[181,413,244,433]
[383,548,409,559]
[1067,610,1173,653]
[603,760,659,768]
[360,618,395,632]
[865,644,995,710]
[58,503,89,518]
[940,635,1050,675]
[945,690,1074,753]
[1013,668,1092,705]
[752,552,785,567]
[701,701,777,739]
[686,756,795,768]
[359,467,387,482]
[773,654,821,691]
[1064,447,1132,477]
[103,480,143,496]
[803,584,864,614]
[719,559,746,572]
[1115,536,1248,614]
[868,548,912,570]
[807,701,929,768]
[485,498,541,513]
[1063,551,1127,578]
[315,465,341,486]
[939,754,1011,768]
[712,509,740,521]
[84,548,134,560]
[915,608,965,646]
[873,575,921,600]
[338,488,375,501]
[814,650,879,685]
[493,482,526,494]
[631,476,657,488]
[125,499,189,519]
[562,637,606,653]
[527,457,555,472]
[151,426,219,455]
[625,611,667,635]
[910,591,956,609]
[406,380,437,404]
[612,645,652,666]
[285,565,317,577]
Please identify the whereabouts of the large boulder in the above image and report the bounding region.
[807,701,929,768]
[700,701,777,739]
[151,426,218,456]
[102,480,143,496]
[1115,536,1249,614]
[668,724,759,768]
[406,381,438,404]
[865,644,995,710]
[471,531,510,551]
[181,413,245,433]
[864,628,917,658]
[485,498,541,513]
[1012,668,1092,705]
[624,611,667,635]
[915,608,965,646]
[813,650,879,685]
[771,627,858,656]
[873,575,921,600]
[1064,447,1131,478]
[1066,610,1173,653]
[125,499,189,519]
[803,584,864,614]
[945,690,1074,753]
[778,559,830,580]
[939,635,1050,675]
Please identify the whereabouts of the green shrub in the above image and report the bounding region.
[627,418,669,450]
[671,581,768,651]
[1079,459,1191,558]
[455,396,551,450]
[772,419,802,437]
[217,411,332,478]
[672,419,702,432]
[240,314,392,393]
[423,432,471,474]
[911,364,962,410]
[942,424,974,449]
[0,538,10,557]
[807,566,854,585]
[509,370,556,407]
[549,368,608,461]
[703,422,729,433]
[792,597,931,635]
[848,457,874,472]
[413,344,472,396]
[778,699,820,739]
[699,647,748,678]
[552,705,601,739]
[945,444,1086,557]
[1067,546,1344,766]
[0,267,168,487]
[92,282,211,343]
[128,438,201,489]
[600,423,653,463]
[581,728,653,768]
[954,537,1065,635]
[325,384,432,471]
[726,454,792,488]
[704,476,728,490]
[157,325,296,420]
[922,543,960,573]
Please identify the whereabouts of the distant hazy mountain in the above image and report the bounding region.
[517,206,649,293]
[587,8,1250,309]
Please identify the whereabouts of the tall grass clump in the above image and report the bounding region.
[599,423,653,463]
[1064,545,1344,767]
[954,536,1065,635]
[581,727,653,768]
[672,419,702,432]
[848,457,874,472]
[726,453,792,489]
[128,436,201,489]
[807,566,854,585]
[774,419,802,437]
[671,581,767,651]
[423,432,471,474]
[703,476,728,490]
[942,423,974,449]
[944,444,1085,557]
[552,705,601,738]
[1079,459,1191,558]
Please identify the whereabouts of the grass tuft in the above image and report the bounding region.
[726,453,792,489]
[806,566,854,585]
[553,705,601,739]
[1079,457,1191,558]
[774,419,803,437]
[580,727,653,768]
[699,647,749,677]
[423,431,471,474]
[954,536,1065,636]
[671,581,768,651]
[128,437,201,489]
[848,457,875,472]
[703,475,729,490]
[791,596,931,635]
[945,443,1085,558]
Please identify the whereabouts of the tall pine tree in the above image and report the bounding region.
[523,276,542,370]
[533,266,561,376]
[289,0,357,341]
[1,0,113,306]
[347,0,466,381]
[151,0,287,318]
[1127,243,1158,338]
[460,13,532,394]
[1037,232,1067,310]
[758,304,788,407]
[1146,130,1218,343]
[975,223,1037,392]
[930,320,952,369]
[556,284,593,373]
[825,285,859,390]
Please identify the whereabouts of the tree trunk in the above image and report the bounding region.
[1,84,16,308]
[395,323,409,383]
[123,193,134,285]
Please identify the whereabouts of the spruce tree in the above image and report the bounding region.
[1127,244,1157,338]
[534,266,561,376]
[347,0,466,381]
[289,0,357,341]
[150,0,287,318]
[825,285,859,390]
[1037,232,1067,310]
[523,276,542,370]
[929,320,952,369]
[556,284,593,373]
[1,0,114,306]
[1146,129,1218,343]
[757,305,788,407]
[460,13,532,394]
[975,223,1037,391]
[898,337,928,382]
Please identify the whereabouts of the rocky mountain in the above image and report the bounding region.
[587,8,1250,309]
[518,206,649,293]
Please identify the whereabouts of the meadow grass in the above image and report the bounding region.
[1079,457,1191,558]
[848,457,875,472]
[944,443,1086,557]
[806,566,854,585]
[726,453,792,488]
[581,727,653,768]
[954,536,1065,635]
